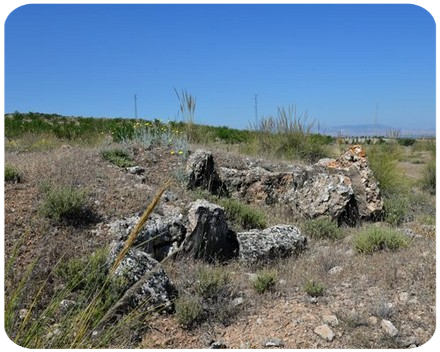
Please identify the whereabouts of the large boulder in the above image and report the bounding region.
[192,146,383,225]
[109,210,186,262]
[107,241,178,315]
[186,150,227,195]
[314,145,383,219]
[181,199,239,262]
[237,225,307,263]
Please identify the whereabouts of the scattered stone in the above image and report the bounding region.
[231,297,244,307]
[237,225,307,263]
[397,335,417,348]
[262,338,285,348]
[314,324,335,342]
[210,341,227,349]
[405,345,420,352]
[19,308,28,320]
[368,316,378,326]
[182,199,239,262]
[59,299,76,312]
[381,319,399,337]
[328,266,343,275]
[322,314,339,327]
[399,292,410,303]
[256,317,264,325]
[126,165,145,174]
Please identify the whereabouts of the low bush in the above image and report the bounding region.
[252,269,278,294]
[5,248,142,348]
[367,144,407,198]
[101,148,135,168]
[217,198,267,230]
[5,165,22,183]
[195,265,230,299]
[421,159,436,195]
[353,227,409,254]
[174,294,203,328]
[39,183,90,224]
[302,218,342,240]
[304,280,325,297]
[384,194,410,226]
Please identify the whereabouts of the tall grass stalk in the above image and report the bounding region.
[174,88,196,142]
[110,178,172,273]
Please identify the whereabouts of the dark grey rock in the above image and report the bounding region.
[237,225,307,263]
[182,200,239,262]
[210,341,227,349]
[107,241,177,314]
[186,150,227,195]
[108,212,186,262]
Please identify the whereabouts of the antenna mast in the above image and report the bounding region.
[134,94,138,119]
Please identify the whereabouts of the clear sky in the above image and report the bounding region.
[4,3,436,131]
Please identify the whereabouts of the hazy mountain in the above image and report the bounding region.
[321,124,435,137]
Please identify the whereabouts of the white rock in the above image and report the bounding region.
[405,345,420,352]
[381,319,399,337]
[328,266,343,275]
[399,292,410,303]
[314,324,335,342]
[368,316,378,325]
[323,314,339,327]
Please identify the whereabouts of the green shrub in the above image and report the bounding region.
[304,280,325,297]
[367,144,408,198]
[5,247,142,348]
[353,227,409,254]
[39,183,88,224]
[174,294,203,327]
[302,218,342,240]
[252,269,278,294]
[5,165,22,183]
[384,195,410,226]
[397,138,416,147]
[428,138,440,161]
[217,198,267,230]
[195,266,230,299]
[247,105,330,163]
[101,148,135,168]
[421,159,436,195]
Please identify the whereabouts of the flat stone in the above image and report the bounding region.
[381,319,399,337]
[314,324,335,342]
[262,338,284,348]
[322,314,339,327]
[328,266,343,275]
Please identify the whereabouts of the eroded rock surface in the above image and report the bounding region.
[181,199,239,262]
[187,146,383,225]
[237,225,307,263]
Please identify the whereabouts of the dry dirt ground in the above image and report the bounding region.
[4,142,436,349]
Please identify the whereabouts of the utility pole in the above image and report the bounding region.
[254,94,258,124]
[134,94,138,119]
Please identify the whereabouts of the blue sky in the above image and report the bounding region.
[4,4,436,131]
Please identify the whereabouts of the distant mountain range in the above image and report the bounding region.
[320,124,435,138]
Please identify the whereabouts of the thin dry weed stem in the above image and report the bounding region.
[110,177,173,274]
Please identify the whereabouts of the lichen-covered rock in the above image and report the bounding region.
[210,146,383,225]
[109,211,186,261]
[182,199,239,262]
[315,145,383,219]
[186,149,227,195]
[237,225,307,263]
[107,241,177,313]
